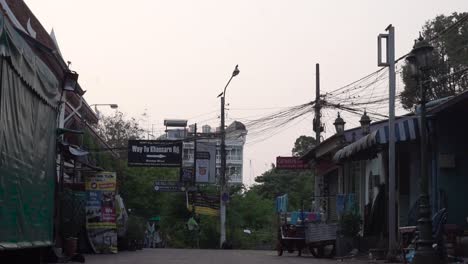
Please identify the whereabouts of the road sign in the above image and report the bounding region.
[181,168,194,182]
[221,192,229,202]
[276,156,310,170]
[153,181,185,192]
[128,140,182,167]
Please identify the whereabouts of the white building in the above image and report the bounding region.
[161,121,247,185]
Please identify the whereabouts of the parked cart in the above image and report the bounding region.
[304,221,337,258]
[275,195,337,258]
[276,212,306,256]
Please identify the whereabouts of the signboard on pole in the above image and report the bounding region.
[85,172,118,254]
[128,140,182,167]
[276,156,310,170]
[187,192,220,216]
[181,167,194,183]
[195,142,216,183]
[153,181,186,192]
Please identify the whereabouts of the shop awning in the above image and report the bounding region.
[333,116,419,161]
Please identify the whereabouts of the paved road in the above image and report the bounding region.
[84,248,365,264]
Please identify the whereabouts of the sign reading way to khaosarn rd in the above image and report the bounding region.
[128,140,182,167]
[276,156,310,170]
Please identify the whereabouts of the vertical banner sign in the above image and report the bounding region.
[86,172,118,254]
[195,142,216,183]
[195,152,210,182]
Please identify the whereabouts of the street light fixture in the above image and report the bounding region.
[90,104,119,119]
[90,104,118,109]
[360,111,371,135]
[333,112,345,135]
[406,35,438,264]
[219,65,239,249]
[63,69,79,92]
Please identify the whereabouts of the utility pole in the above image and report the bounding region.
[314,63,321,144]
[219,65,239,249]
[378,24,397,259]
[220,95,227,248]
[192,123,197,186]
[313,63,322,214]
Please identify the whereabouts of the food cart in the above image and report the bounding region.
[275,194,337,258]
[276,211,306,256]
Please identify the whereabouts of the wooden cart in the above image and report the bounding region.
[304,222,337,258]
[276,212,306,256]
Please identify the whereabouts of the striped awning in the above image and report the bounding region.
[334,116,420,161]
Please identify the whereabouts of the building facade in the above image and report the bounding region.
[161,121,247,185]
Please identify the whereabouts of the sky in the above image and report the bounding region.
[25,0,468,186]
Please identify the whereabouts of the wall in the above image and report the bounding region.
[435,110,468,227]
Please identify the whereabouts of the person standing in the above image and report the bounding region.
[187,214,199,248]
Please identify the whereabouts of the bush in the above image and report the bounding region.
[124,215,146,250]
[339,212,361,237]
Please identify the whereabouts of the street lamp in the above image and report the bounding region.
[90,104,118,119]
[360,111,371,135]
[63,69,79,92]
[90,104,118,110]
[333,112,345,135]
[406,35,438,264]
[219,65,239,249]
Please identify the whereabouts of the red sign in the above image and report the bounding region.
[276,157,310,170]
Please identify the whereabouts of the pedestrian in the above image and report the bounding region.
[187,214,199,248]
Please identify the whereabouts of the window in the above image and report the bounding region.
[227,148,242,161]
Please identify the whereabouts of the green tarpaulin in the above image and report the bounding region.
[0,12,60,249]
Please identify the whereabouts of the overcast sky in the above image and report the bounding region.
[25,0,467,185]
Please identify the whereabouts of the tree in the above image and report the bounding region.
[95,111,143,151]
[251,166,313,210]
[291,135,316,157]
[401,12,468,110]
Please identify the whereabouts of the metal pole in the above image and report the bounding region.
[386,25,398,259]
[313,63,321,213]
[412,74,438,264]
[193,124,197,186]
[315,63,321,144]
[220,96,227,248]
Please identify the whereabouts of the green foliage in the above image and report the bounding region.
[227,190,276,249]
[251,166,314,211]
[339,212,361,237]
[291,135,316,157]
[401,12,468,110]
[126,215,146,241]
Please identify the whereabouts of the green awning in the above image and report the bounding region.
[0,11,59,249]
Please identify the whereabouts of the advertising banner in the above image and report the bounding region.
[86,172,118,254]
[128,140,182,167]
[276,156,310,170]
[195,142,216,183]
[186,192,220,216]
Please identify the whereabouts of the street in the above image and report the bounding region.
[84,249,362,264]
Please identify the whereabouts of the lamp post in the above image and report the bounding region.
[333,112,346,135]
[406,35,438,264]
[360,111,371,135]
[219,65,239,248]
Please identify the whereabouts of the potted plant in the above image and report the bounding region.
[336,212,361,257]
